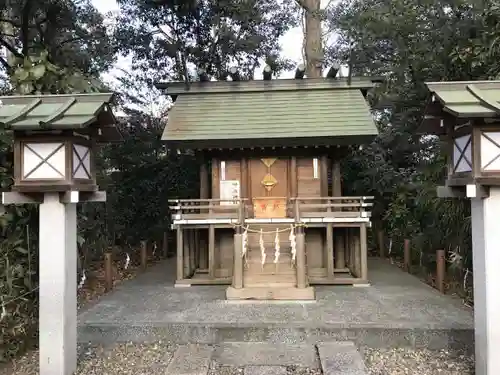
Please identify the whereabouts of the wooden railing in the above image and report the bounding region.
[168,198,247,221]
[289,196,374,219]
[169,196,373,222]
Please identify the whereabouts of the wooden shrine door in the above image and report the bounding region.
[249,157,288,218]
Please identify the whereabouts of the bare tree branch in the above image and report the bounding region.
[0,37,22,59]
[0,55,11,71]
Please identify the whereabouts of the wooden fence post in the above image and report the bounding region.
[436,249,446,293]
[377,230,385,258]
[162,231,168,258]
[140,240,148,270]
[104,252,113,292]
[404,239,411,271]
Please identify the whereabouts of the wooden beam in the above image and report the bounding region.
[437,184,489,198]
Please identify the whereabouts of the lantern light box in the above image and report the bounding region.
[420,81,500,191]
[0,93,121,193]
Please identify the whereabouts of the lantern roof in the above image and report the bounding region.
[420,80,500,135]
[0,93,121,142]
[156,77,381,150]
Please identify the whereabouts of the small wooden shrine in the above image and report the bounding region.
[157,67,380,300]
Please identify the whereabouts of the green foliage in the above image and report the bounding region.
[113,0,299,81]
[328,0,486,289]
[0,0,115,75]
[11,51,105,94]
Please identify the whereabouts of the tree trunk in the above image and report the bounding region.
[302,0,323,78]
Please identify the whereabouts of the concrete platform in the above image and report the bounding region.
[78,258,474,351]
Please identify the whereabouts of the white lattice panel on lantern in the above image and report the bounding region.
[453,135,472,173]
[23,143,66,179]
[72,144,91,179]
[481,132,500,171]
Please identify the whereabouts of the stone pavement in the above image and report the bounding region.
[78,258,474,351]
[165,342,367,375]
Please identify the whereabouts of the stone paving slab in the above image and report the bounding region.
[317,341,367,375]
[166,344,213,375]
[243,366,288,375]
[213,342,319,367]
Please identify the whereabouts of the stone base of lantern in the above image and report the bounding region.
[225,286,315,300]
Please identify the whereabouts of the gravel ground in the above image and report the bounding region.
[0,342,177,375]
[363,348,475,375]
[0,343,474,375]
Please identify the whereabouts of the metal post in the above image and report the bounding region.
[39,193,77,375]
[471,188,500,375]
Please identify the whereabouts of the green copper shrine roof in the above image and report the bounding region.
[158,77,380,149]
[0,93,120,141]
[421,80,500,134]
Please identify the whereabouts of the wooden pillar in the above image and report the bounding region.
[354,227,361,278]
[320,155,329,197]
[326,224,334,277]
[208,225,215,278]
[331,158,341,197]
[345,228,350,270]
[200,158,209,199]
[335,229,345,269]
[199,231,208,270]
[140,240,147,270]
[378,230,385,258]
[351,228,357,274]
[346,228,353,271]
[290,157,298,197]
[233,231,243,289]
[296,227,307,288]
[162,231,168,258]
[184,229,190,277]
[360,223,368,281]
[176,227,184,280]
[104,252,113,292]
[212,158,220,199]
[436,249,446,294]
[240,158,248,198]
[189,230,196,273]
[403,239,411,271]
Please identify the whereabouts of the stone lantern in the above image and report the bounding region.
[0,93,120,193]
[421,80,500,375]
[422,81,500,197]
[0,92,120,375]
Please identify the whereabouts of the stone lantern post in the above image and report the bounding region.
[421,81,500,375]
[0,93,120,375]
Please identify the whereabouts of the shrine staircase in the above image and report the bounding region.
[243,225,296,288]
